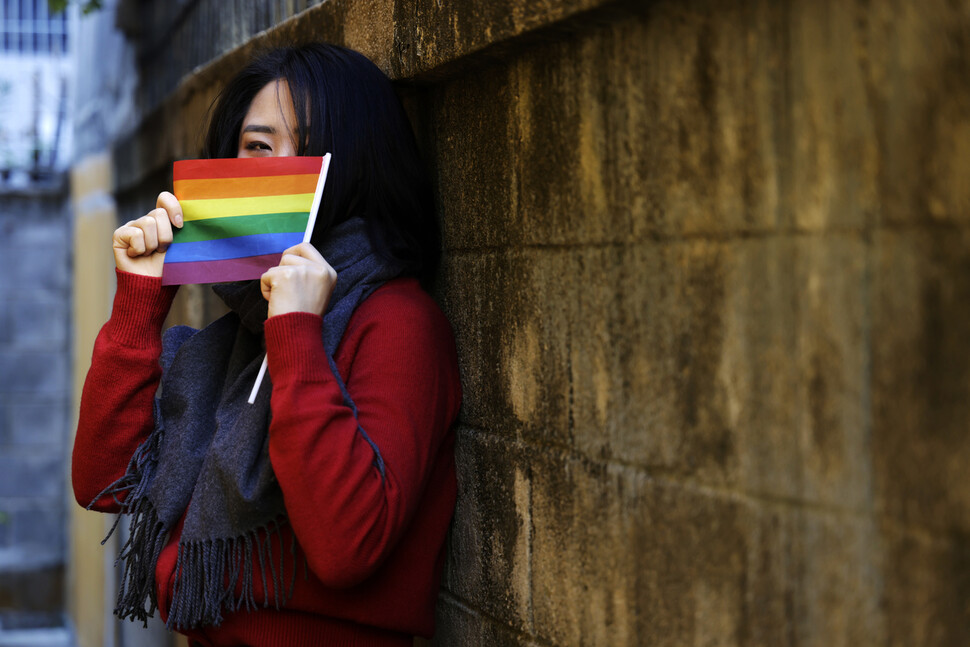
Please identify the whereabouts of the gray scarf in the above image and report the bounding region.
[95,217,401,629]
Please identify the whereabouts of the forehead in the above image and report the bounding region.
[243,80,297,124]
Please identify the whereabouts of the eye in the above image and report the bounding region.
[245,141,272,151]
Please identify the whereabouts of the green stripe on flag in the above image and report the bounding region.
[173,212,311,244]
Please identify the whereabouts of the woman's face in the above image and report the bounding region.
[237,80,299,158]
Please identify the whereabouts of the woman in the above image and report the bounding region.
[72,43,461,647]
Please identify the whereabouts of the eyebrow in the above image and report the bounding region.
[241,124,301,136]
[241,124,276,134]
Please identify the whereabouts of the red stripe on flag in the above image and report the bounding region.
[174,156,324,181]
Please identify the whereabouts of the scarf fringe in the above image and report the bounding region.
[86,417,166,627]
[114,497,166,626]
[89,415,300,630]
[166,517,299,630]
[97,483,301,631]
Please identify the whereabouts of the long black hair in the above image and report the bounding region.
[202,43,438,282]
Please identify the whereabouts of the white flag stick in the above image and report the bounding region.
[303,153,331,245]
[248,153,332,404]
[247,355,269,404]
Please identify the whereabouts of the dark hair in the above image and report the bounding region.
[202,43,438,281]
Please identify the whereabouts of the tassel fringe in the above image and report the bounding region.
[166,517,299,629]
[90,413,301,630]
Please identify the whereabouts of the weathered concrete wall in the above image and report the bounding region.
[0,187,71,630]
[72,0,970,644]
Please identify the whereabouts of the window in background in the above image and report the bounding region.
[1,0,69,56]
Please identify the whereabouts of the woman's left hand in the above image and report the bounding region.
[260,243,337,318]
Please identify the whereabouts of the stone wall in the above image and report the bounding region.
[0,187,71,631]
[73,0,970,644]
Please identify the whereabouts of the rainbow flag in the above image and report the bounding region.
[162,155,330,286]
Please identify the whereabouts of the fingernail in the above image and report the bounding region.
[175,213,183,227]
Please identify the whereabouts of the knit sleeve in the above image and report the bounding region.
[263,282,461,588]
[72,270,177,512]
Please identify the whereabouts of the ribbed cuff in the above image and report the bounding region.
[264,311,333,382]
[106,269,178,347]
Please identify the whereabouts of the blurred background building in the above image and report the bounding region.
[0,0,72,184]
[3,0,970,646]
[0,1,75,646]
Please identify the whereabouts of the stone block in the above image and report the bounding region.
[712,234,870,506]
[479,618,541,647]
[430,596,484,647]
[793,235,870,509]
[435,249,571,443]
[798,513,884,647]
[2,216,68,254]
[7,399,68,447]
[858,0,970,227]
[871,229,970,533]
[745,505,884,647]
[784,0,879,232]
[531,454,884,647]
[558,241,679,469]
[0,625,73,646]
[526,2,790,239]
[531,453,746,647]
[509,33,642,246]
[0,565,62,614]
[489,236,797,492]
[444,428,531,634]
[881,525,970,647]
[0,454,63,500]
[428,595,538,647]
[0,250,68,299]
[432,60,516,252]
[10,507,64,554]
[5,301,68,351]
[444,429,532,631]
[659,236,782,490]
[397,0,611,79]
[0,354,68,397]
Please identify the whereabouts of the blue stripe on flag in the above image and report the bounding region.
[165,232,304,263]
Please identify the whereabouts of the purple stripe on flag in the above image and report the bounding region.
[161,253,283,286]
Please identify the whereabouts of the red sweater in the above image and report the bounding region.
[72,270,461,647]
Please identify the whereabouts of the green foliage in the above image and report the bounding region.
[48,0,103,15]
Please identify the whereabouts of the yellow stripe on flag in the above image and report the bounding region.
[180,193,316,221]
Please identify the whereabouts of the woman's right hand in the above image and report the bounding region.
[112,192,183,277]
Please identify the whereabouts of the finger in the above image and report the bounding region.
[280,242,324,263]
[115,225,146,257]
[133,214,159,253]
[148,207,175,250]
[278,252,315,267]
[260,266,284,302]
[156,191,184,228]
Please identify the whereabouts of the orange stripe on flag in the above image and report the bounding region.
[174,173,321,200]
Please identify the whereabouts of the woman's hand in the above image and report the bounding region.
[260,243,337,318]
[112,192,183,277]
